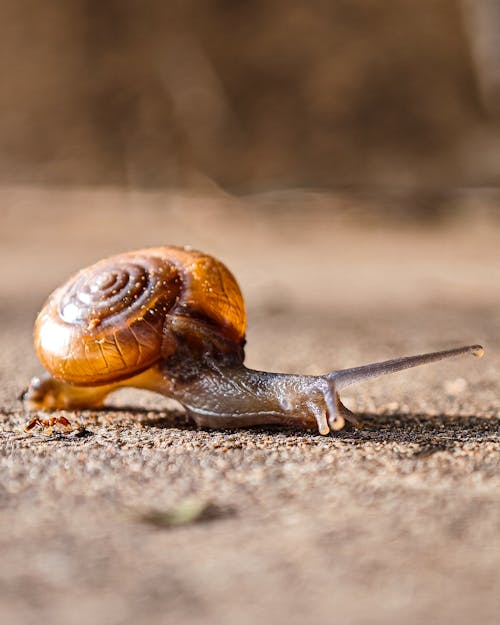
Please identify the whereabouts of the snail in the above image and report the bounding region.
[23,246,484,435]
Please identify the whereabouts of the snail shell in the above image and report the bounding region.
[34,246,246,386]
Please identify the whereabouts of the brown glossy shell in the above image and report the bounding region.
[34,246,246,386]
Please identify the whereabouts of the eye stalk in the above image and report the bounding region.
[315,344,484,434]
[327,344,484,390]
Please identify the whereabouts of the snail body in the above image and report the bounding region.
[24,246,484,434]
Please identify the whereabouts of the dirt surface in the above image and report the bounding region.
[1,188,499,625]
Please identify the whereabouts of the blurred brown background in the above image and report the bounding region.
[1,0,500,194]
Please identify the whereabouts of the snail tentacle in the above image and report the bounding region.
[328,344,484,390]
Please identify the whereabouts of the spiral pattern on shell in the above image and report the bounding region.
[59,262,154,328]
[34,247,247,386]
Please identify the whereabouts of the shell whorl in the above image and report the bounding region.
[34,247,246,386]
[59,261,158,328]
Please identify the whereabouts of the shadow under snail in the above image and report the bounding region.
[23,246,484,435]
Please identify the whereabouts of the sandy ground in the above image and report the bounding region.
[0,188,499,625]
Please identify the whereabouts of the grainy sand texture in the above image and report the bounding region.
[1,189,499,625]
